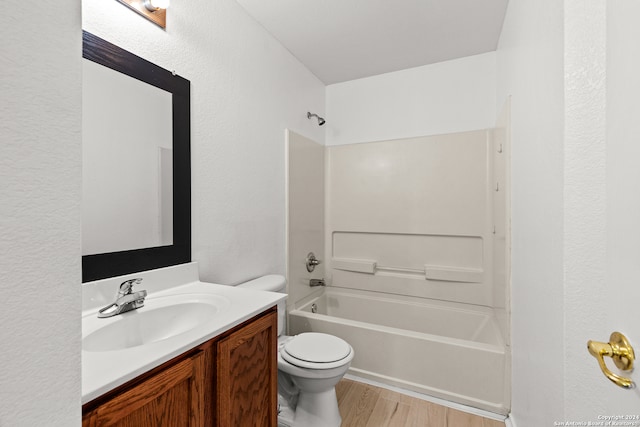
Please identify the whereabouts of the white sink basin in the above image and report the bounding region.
[82,293,230,352]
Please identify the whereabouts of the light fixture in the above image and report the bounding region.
[115,0,169,29]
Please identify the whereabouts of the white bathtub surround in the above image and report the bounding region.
[326,131,497,307]
[285,127,511,414]
[285,130,326,311]
[492,99,511,350]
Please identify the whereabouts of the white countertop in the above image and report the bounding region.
[81,263,285,404]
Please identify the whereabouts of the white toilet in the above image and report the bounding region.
[238,275,354,427]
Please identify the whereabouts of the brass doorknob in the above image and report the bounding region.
[587,332,635,389]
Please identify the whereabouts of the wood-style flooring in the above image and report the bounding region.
[336,379,505,427]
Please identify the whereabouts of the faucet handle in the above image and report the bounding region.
[306,252,322,272]
[119,278,143,296]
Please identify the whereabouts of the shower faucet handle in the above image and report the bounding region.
[306,252,321,272]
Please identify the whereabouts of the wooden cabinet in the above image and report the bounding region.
[82,308,277,427]
[216,310,277,426]
[83,352,205,427]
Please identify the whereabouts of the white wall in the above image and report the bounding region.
[83,0,326,285]
[561,0,640,418]
[563,0,610,420]
[496,1,565,425]
[0,1,82,426]
[325,52,496,146]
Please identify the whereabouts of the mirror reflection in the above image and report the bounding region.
[82,59,174,255]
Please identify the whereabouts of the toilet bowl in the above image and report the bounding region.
[277,333,354,427]
[238,275,354,427]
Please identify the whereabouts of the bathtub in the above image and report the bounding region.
[288,287,509,415]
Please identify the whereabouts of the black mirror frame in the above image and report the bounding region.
[81,30,191,282]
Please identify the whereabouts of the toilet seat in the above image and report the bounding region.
[281,333,352,370]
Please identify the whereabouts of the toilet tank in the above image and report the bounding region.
[237,275,286,336]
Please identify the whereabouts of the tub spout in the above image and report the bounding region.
[310,278,325,287]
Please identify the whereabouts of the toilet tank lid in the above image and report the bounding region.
[238,274,286,292]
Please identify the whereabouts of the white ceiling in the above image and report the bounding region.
[235,0,509,85]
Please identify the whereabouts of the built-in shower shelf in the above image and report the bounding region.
[332,258,483,283]
[424,265,483,283]
[332,258,377,274]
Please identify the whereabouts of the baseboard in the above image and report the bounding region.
[505,414,517,427]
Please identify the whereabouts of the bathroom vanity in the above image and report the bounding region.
[82,263,285,427]
[82,308,276,426]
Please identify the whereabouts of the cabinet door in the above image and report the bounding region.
[216,311,277,427]
[83,351,205,427]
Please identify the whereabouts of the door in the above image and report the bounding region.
[602,0,640,408]
[572,0,640,417]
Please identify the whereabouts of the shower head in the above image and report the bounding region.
[307,112,326,126]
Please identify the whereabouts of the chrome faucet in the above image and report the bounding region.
[98,278,147,318]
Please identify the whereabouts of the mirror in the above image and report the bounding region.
[83,58,174,255]
[82,31,191,282]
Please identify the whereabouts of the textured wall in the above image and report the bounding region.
[325,52,496,146]
[0,1,82,425]
[83,0,326,285]
[563,0,609,419]
[564,0,640,416]
[496,1,565,425]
